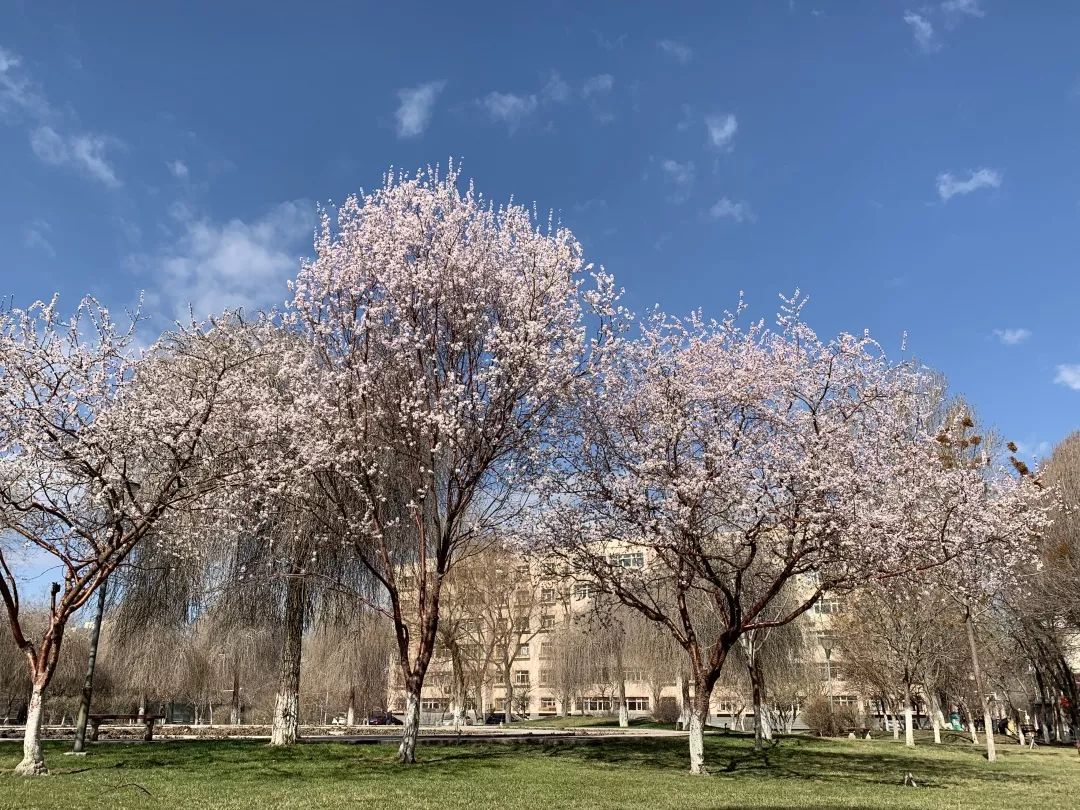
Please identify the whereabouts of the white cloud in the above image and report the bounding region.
[0,45,50,120]
[582,74,614,98]
[708,197,754,223]
[941,0,984,20]
[542,71,571,103]
[394,80,446,138]
[657,39,693,64]
[142,200,314,320]
[660,159,695,202]
[936,168,1001,201]
[2,46,122,187]
[481,92,538,131]
[30,126,121,187]
[1054,364,1080,391]
[992,327,1031,346]
[903,12,940,52]
[705,113,738,151]
[24,219,54,256]
[167,159,189,179]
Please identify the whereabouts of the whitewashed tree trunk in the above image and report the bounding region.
[270,575,305,747]
[677,672,691,729]
[688,687,711,775]
[397,689,421,764]
[346,688,356,727]
[15,683,47,776]
[903,684,915,748]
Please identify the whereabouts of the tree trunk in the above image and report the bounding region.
[964,703,979,744]
[270,574,305,746]
[903,682,915,748]
[504,667,514,725]
[230,668,241,725]
[15,682,47,776]
[72,579,108,754]
[964,610,996,762]
[677,672,691,729]
[927,692,943,745]
[749,655,771,750]
[614,643,628,728]
[688,681,712,775]
[397,686,421,764]
[346,688,356,727]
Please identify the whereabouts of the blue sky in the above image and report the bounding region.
[2,1,1079,461]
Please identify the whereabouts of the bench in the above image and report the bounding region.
[88,714,165,742]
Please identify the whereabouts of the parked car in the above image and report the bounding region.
[483,712,525,725]
[367,711,403,725]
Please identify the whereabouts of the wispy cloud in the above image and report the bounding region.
[660,159,695,203]
[941,0,984,21]
[1,44,122,187]
[137,200,314,321]
[582,74,614,98]
[708,197,754,223]
[992,327,1031,346]
[395,80,446,138]
[24,219,54,256]
[542,71,571,103]
[30,126,121,187]
[936,168,1001,201]
[167,159,189,179]
[705,113,738,151]
[1054,364,1080,391]
[905,1,984,52]
[903,12,939,52]
[657,39,693,64]
[480,92,539,132]
[0,45,50,120]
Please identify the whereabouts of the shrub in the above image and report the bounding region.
[802,695,858,737]
[653,697,680,724]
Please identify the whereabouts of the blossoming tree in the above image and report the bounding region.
[0,300,267,775]
[542,294,1044,774]
[285,165,615,763]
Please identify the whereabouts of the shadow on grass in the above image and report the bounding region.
[10,733,1056,797]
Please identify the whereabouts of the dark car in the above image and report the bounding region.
[483,712,525,725]
[367,711,403,725]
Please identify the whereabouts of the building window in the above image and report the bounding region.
[582,697,611,713]
[540,697,557,713]
[461,618,479,633]
[514,670,530,686]
[625,697,650,711]
[516,644,530,659]
[539,669,552,686]
[715,701,741,714]
[540,614,556,630]
[834,695,859,708]
[513,616,531,633]
[814,596,843,615]
[573,582,596,599]
[539,642,553,660]
[540,587,557,604]
[607,552,644,569]
[420,699,448,712]
[623,669,645,683]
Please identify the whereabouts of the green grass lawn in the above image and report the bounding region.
[1,733,1076,810]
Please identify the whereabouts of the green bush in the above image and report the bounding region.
[802,695,858,736]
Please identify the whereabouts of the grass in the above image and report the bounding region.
[0,732,1077,810]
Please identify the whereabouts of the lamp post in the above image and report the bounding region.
[820,636,835,721]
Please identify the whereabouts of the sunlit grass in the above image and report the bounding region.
[1,732,1076,809]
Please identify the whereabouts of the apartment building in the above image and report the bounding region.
[386,548,857,727]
